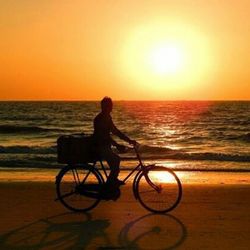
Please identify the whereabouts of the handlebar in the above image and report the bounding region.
[125,142,142,161]
[133,143,143,164]
[116,142,143,165]
[126,142,140,152]
[133,142,140,152]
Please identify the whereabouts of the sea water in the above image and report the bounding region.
[0,101,249,171]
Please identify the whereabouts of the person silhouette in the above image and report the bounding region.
[93,97,136,186]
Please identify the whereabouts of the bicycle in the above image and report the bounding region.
[55,144,182,213]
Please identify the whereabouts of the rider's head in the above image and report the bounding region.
[101,97,113,113]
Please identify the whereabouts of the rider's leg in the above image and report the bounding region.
[100,147,120,183]
[106,153,120,183]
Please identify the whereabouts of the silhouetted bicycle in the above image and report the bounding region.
[55,144,182,213]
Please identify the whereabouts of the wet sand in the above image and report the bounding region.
[0,171,249,249]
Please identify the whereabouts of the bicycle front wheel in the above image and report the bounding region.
[56,165,103,212]
[135,166,182,213]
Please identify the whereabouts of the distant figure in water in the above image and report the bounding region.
[93,97,136,186]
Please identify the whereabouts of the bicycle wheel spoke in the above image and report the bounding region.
[139,189,158,194]
[81,170,91,185]
[56,165,102,212]
[136,166,182,213]
[59,190,77,199]
[71,169,80,185]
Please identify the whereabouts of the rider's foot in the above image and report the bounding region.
[115,179,125,186]
[106,178,125,186]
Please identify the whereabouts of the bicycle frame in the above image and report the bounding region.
[89,145,141,183]
[92,145,158,190]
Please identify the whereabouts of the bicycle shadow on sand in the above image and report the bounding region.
[0,212,186,250]
[116,213,187,250]
[0,212,111,249]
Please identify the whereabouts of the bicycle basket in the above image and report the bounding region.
[57,134,98,164]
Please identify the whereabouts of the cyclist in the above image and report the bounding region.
[93,97,136,187]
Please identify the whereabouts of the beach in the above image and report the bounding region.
[0,170,249,250]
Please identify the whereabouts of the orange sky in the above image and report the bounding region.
[0,0,249,100]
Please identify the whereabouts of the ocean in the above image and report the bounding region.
[0,101,249,171]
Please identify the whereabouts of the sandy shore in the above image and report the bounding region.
[0,171,249,249]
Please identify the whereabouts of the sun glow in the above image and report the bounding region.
[120,20,215,96]
[148,45,184,75]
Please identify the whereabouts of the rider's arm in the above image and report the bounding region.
[110,118,132,143]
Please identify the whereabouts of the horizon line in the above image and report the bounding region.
[0,99,249,102]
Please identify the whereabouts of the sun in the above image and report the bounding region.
[148,44,184,75]
[119,20,215,95]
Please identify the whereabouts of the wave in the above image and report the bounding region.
[0,153,249,169]
[160,152,250,162]
[122,153,250,162]
[126,145,250,162]
[227,133,250,143]
[0,157,58,168]
[174,133,250,143]
[1,144,249,163]
[0,145,56,154]
[0,125,64,134]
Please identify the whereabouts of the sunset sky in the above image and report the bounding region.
[0,0,249,100]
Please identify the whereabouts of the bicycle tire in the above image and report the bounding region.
[135,166,182,213]
[56,164,103,212]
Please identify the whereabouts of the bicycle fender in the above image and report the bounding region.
[55,165,71,184]
[133,165,155,199]
[132,171,141,199]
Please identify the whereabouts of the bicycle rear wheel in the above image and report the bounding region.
[135,166,182,213]
[56,164,103,212]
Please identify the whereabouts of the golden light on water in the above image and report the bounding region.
[120,20,215,95]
